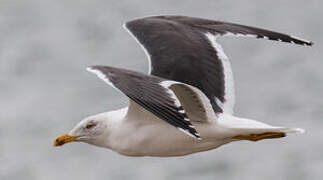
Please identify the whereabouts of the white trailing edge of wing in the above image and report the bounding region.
[205,32,235,115]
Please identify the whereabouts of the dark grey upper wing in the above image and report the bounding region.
[124,15,313,114]
[87,65,201,139]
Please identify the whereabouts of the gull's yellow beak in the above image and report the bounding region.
[53,133,77,147]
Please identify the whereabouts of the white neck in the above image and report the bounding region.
[85,108,129,148]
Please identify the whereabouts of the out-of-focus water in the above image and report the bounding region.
[1,0,322,179]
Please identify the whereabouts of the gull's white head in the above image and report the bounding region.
[53,113,111,147]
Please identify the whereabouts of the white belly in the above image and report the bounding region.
[111,121,233,157]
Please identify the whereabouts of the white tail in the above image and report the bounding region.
[217,114,305,140]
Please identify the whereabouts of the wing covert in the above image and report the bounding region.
[87,65,201,139]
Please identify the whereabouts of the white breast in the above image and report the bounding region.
[109,111,232,157]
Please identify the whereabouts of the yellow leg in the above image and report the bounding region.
[233,132,286,142]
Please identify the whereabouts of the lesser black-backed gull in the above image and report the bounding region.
[54,15,312,157]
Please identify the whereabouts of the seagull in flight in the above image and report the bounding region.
[54,15,312,157]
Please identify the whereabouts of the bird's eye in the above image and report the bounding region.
[85,123,95,129]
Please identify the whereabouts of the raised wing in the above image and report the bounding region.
[87,65,201,139]
[124,15,313,114]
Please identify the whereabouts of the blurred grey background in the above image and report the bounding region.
[0,0,322,179]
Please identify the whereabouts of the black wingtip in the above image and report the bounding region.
[296,39,314,47]
[296,40,313,47]
[307,41,314,46]
[288,35,314,47]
